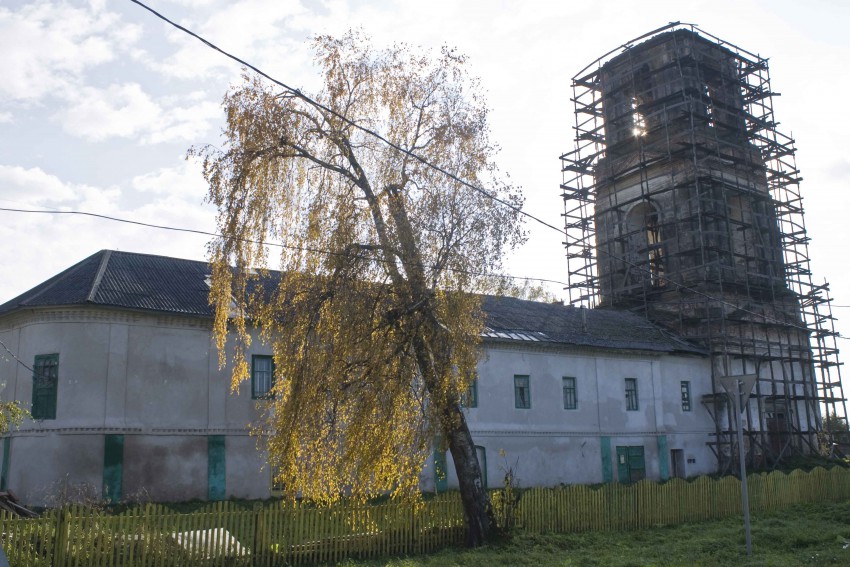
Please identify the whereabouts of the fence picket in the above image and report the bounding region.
[3,467,850,566]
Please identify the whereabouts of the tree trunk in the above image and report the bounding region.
[410,330,493,546]
[381,190,493,545]
[446,407,493,546]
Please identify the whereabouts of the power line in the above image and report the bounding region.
[129,0,562,236]
[0,206,220,240]
[0,337,40,377]
[127,1,843,342]
[0,206,569,288]
[3,203,846,344]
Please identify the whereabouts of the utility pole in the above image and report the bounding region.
[720,374,758,557]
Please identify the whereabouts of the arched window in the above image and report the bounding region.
[703,84,715,128]
[625,202,665,287]
[631,97,646,137]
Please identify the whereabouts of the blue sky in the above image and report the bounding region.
[2,0,849,343]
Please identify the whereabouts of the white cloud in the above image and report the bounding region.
[58,83,161,141]
[87,0,108,12]
[0,1,141,104]
[131,160,209,200]
[0,162,215,302]
[0,164,82,205]
[0,112,12,124]
[140,36,231,81]
[161,0,217,7]
[144,99,222,145]
[202,0,308,49]
[75,183,121,212]
[0,164,124,223]
[131,193,216,233]
[0,165,124,302]
[56,83,221,143]
[145,0,312,81]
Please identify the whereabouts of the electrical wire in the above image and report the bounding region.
[2,203,847,342]
[125,1,846,343]
[0,206,569,288]
[0,337,40,377]
[128,0,562,236]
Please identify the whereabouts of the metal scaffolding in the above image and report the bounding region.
[561,23,847,471]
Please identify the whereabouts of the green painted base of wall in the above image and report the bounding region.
[103,434,124,503]
[657,435,669,481]
[1,437,10,492]
[600,436,612,483]
[208,435,226,501]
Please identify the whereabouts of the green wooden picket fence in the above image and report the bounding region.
[2,467,849,566]
[511,467,850,533]
[0,495,465,567]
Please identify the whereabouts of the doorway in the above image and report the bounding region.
[616,445,646,483]
[670,449,686,478]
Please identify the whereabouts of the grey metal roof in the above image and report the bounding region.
[0,250,703,355]
[0,250,214,317]
[480,295,703,354]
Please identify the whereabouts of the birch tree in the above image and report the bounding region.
[195,31,524,545]
[0,401,26,435]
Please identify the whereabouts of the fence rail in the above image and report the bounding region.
[2,467,849,566]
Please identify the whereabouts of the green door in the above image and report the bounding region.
[208,435,226,501]
[1,437,10,492]
[616,446,646,483]
[103,434,124,503]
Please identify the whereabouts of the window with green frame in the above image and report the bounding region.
[32,354,59,420]
[514,375,530,409]
[251,355,275,399]
[460,377,478,408]
[681,380,692,411]
[625,377,638,411]
[563,376,577,410]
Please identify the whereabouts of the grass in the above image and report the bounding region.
[337,500,850,567]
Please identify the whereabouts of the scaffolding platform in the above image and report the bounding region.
[562,23,847,469]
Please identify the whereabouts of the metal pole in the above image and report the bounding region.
[734,383,753,556]
[721,374,757,557]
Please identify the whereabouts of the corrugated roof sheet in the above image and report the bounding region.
[93,251,213,316]
[0,250,214,317]
[0,252,102,312]
[0,250,704,355]
[480,295,702,354]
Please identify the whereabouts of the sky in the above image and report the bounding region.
[2,0,849,346]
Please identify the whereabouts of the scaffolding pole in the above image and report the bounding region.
[562,23,847,468]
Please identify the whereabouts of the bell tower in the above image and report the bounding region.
[562,24,846,470]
